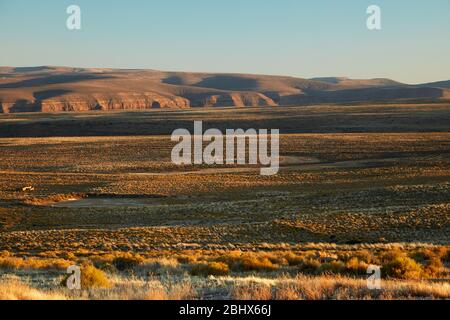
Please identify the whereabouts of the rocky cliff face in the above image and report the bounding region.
[0,93,191,113]
[188,92,276,108]
[39,95,191,112]
[0,93,276,113]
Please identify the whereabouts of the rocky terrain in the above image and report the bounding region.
[0,66,449,113]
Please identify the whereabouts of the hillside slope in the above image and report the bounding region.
[0,67,448,113]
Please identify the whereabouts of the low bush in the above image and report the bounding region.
[190,262,230,276]
[284,253,305,266]
[60,263,111,289]
[411,249,439,263]
[298,259,321,274]
[0,256,71,270]
[443,248,450,263]
[215,252,279,272]
[112,255,144,271]
[80,264,111,289]
[382,256,423,280]
[423,258,444,278]
[345,257,369,274]
[319,261,346,275]
[239,257,279,272]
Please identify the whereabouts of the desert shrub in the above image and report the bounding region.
[215,252,279,272]
[0,257,71,270]
[410,249,444,278]
[319,261,345,275]
[298,259,322,274]
[423,258,444,278]
[190,262,229,276]
[266,253,288,266]
[239,257,278,272]
[352,250,375,264]
[136,258,181,276]
[442,248,450,263]
[382,256,423,280]
[284,253,305,266]
[421,247,449,261]
[176,254,198,264]
[215,250,244,266]
[95,261,117,273]
[435,247,449,258]
[380,249,406,263]
[60,263,111,289]
[345,257,369,274]
[411,249,438,263]
[0,251,12,258]
[60,252,76,260]
[112,255,144,271]
[80,264,111,289]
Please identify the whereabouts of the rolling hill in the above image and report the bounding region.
[0,66,448,113]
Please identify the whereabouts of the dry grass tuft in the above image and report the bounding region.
[190,262,230,276]
[0,280,66,300]
[232,283,272,300]
[230,275,450,300]
[80,264,111,289]
[145,280,197,300]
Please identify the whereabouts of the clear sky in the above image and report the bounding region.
[0,0,449,84]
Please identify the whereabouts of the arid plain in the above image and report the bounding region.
[0,104,449,300]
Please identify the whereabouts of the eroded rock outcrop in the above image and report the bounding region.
[192,92,276,108]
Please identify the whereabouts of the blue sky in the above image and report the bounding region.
[0,0,449,83]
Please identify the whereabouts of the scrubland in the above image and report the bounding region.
[0,105,449,299]
[1,244,449,300]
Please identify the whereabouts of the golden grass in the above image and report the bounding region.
[190,262,230,276]
[2,245,448,280]
[232,283,272,300]
[231,275,450,300]
[0,280,66,300]
[0,256,72,270]
[1,270,448,300]
[79,264,111,289]
[146,281,197,300]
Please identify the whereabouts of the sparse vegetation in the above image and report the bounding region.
[79,264,111,289]
[191,262,230,276]
[382,256,423,280]
[0,107,449,300]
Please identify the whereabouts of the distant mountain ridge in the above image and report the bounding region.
[0,66,448,113]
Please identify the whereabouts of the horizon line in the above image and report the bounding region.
[3,64,450,86]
